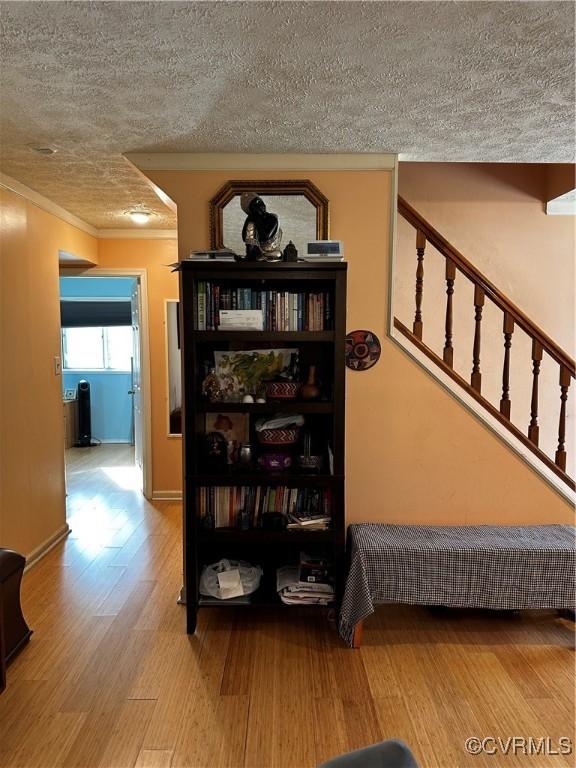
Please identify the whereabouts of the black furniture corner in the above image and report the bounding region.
[0,548,32,692]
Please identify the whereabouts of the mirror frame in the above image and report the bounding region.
[209,179,329,250]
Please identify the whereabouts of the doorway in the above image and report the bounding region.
[58,269,152,502]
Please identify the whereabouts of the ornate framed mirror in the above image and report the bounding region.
[210,180,329,256]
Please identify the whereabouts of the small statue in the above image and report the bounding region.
[238,192,283,262]
[283,240,298,262]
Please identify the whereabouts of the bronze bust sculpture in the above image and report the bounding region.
[239,193,283,262]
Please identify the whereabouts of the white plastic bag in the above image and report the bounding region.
[199,559,262,600]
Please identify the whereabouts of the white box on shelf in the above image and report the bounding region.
[219,310,264,331]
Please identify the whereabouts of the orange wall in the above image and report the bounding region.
[146,168,572,524]
[96,239,180,494]
[396,163,575,474]
[0,187,98,556]
[398,163,575,351]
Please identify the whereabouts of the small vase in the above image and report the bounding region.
[300,365,320,400]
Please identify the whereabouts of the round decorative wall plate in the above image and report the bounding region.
[345,330,381,371]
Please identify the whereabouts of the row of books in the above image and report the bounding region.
[194,282,332,331]
[198,485,332,529]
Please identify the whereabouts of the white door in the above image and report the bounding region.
[130,281,144,491]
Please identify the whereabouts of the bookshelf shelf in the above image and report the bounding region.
[196,401,334,414]
[193,473,339,487]
[179,260,347,634]
[198,592,329,610]
[197,528,334,545]
[192,331,334,342]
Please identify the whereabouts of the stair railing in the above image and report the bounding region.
[395,196,575,491]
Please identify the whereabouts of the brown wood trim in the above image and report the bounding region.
[210,179,330,250]
[393,317,575,491]
[397,196,575,375]
[351,620,363,649]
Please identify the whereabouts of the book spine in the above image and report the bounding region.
[214,285,220,329]
[284,292,289,331]
[197,282,205,330]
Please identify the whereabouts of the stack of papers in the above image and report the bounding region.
[188,249,237,261]
[276,566,334,605]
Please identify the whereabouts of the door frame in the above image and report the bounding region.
[61,267,153,499]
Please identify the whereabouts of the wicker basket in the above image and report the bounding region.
[257,427,300,445]
[265,381,301,400]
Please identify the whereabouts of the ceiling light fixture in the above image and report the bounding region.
[126,209,154,225]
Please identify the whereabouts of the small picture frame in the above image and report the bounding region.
[64,388,76,400]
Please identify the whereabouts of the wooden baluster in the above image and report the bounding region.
[443,258,456,367]
[528,339,543,445]
[412,230,426,339]
[499,312,515,419]
[470,285,485,393]
[555,365,571,471]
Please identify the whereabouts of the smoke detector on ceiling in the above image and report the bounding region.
[28,144,58,155]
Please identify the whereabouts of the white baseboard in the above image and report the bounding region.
[152,490,183,501]
[96,439,133,444]
[24,524,71,572]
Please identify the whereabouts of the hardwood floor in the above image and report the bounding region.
[1,446,574,767]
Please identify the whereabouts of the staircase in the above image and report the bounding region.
[394,196,575,494]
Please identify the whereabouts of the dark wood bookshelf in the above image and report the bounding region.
[179,260,347,633]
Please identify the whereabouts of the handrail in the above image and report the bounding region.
[394,318,575,492]
[398,196,575,375]
[396,195,574,489]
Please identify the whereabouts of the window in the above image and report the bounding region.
[62,326,133,371]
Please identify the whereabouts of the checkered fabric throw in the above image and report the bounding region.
[339,524,576,647]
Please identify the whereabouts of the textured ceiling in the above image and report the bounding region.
[0,1,574,229]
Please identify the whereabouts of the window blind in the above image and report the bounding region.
[60,301,131,328]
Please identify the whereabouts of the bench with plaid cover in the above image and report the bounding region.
[339,524,576,647]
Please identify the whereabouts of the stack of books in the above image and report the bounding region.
[276,565,334,605]
[286,513,331,531]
